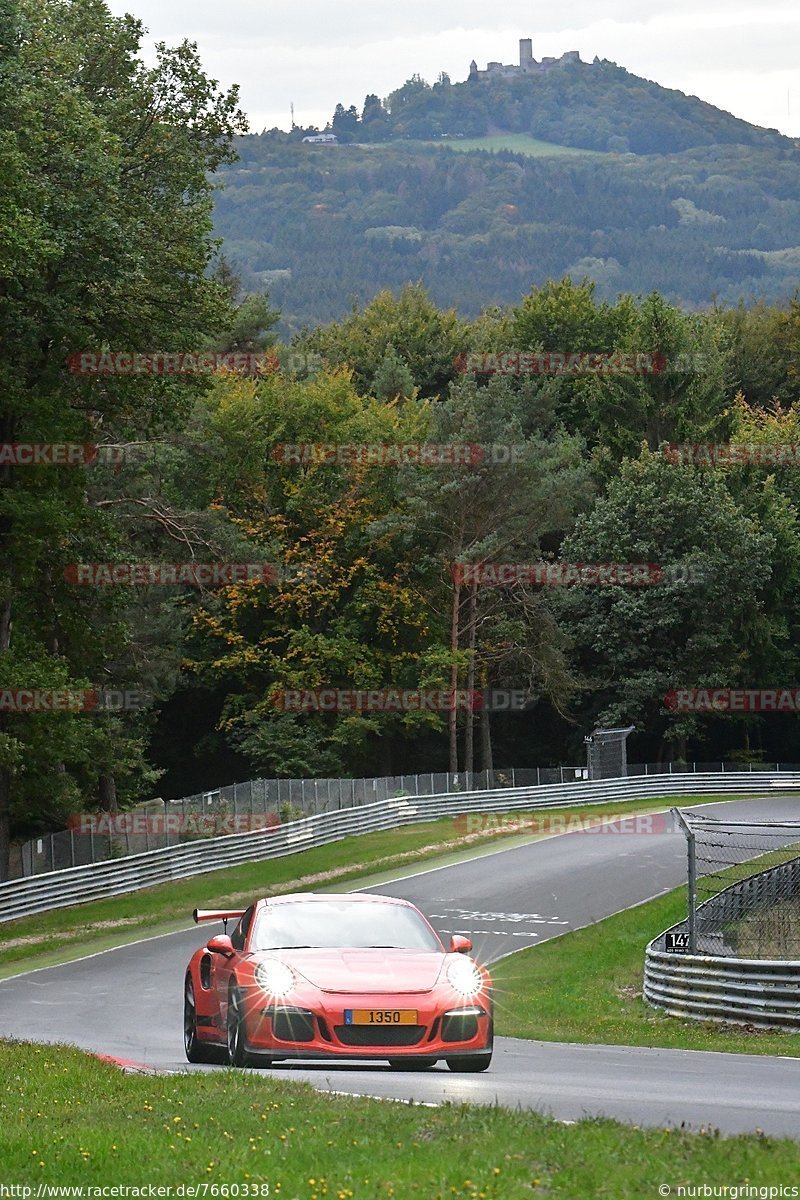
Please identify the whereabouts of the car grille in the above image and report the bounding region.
[334,1025,425,1047]
[268,1008,315,1043]
[441,1012,479,1042]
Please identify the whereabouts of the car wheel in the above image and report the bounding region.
[227,985,264,1068]
[387,1056,438,1070]
[184,976,225,1064]
[446,1017,493,1072]
[446,1052,492,1072]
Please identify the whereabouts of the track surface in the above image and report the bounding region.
[2,796,800,1137]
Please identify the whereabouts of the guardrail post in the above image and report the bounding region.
[687,828,698,953]
[672,806,698,953]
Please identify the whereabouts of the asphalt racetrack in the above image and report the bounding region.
[2,796,800,1137]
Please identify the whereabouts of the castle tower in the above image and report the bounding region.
[469,59,479,79]
[520,38,533,69]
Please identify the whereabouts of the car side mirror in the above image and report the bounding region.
[206,934,235,957]
[449,934,473,954]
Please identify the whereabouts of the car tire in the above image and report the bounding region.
[184,976,225,1064]
[446,1052,492,1072]
[446,1017,493,1072]
[227,985,261,1068]
[387,1056,438,1070]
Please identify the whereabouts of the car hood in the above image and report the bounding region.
[255,948,446,994]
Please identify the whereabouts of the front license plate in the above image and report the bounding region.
[344,1008,418,1025]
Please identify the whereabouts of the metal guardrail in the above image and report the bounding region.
[17,765,592,878]
[644,949,800,1030]
[644,852,800,1030]
[17,759,800,879]
[2,771,798,924]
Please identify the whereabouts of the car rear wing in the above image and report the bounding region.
[193,908,246,924]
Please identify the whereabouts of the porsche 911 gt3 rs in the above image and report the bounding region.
[184,892,493,1071]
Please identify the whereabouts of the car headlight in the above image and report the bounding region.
[255,960,296,998]
[446,957,483,997]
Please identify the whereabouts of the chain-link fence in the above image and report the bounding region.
[671,808,800,958]
[15,759,800,880]
[17,765,592,878]
[585,726,635,779]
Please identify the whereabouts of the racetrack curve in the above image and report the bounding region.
[2,795,800,1138]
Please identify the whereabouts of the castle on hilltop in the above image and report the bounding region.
[469,38,581,80]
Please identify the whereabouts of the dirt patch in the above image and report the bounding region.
[4,916,143,949]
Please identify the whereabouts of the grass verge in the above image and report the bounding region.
[1,1042,798,1195]
[493,885,800,1056]
[418,133,607,156]
[1,795,708,976]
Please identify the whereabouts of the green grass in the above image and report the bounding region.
[417,133,607,157]
[493,885,800,1057]
[1,1042,798,1195]
[1,794,743,978]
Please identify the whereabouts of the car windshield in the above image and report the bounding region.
[251,901,442,952]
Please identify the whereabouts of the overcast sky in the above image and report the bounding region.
[106,0,800,138]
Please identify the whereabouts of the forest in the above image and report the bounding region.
[215,137,800,333]
[3,0,800,877]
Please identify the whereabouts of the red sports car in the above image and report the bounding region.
[184,893,493,1071]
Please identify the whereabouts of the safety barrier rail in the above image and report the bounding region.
[644,948,800,1030]
[644,847,800,1030]
[2,771,798,923]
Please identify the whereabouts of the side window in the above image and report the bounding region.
[231,905,254,952]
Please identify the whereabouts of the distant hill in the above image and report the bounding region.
[313,54,795,156]
[213,55,800,333]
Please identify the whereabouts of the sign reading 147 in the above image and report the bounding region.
[665,931,691,952]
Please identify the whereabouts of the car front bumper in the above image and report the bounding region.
[239,989,492,1060]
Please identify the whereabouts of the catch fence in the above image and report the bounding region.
[645,807,800,1029]
[15,760,797,878]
